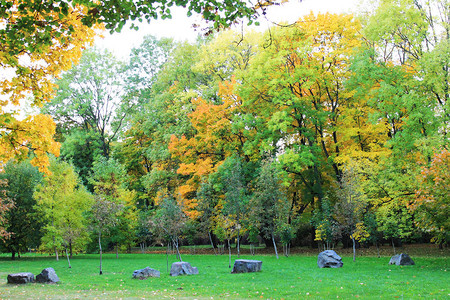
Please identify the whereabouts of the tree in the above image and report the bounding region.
[414,149,450,245]
[239,12,362,212]
[0,4,97,173]
[250,160,290,259]
[33,158,93,265]
[0,161,43,260]
[151,193,187,262]
[333,169,369,262]
[212,156,251,258]
[44,47,131,159]
[89,195,124,275]
[89,156,137,258]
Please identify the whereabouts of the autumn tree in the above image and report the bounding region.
[238,13,363,233]
[33,158,93,265]
[0,3,98,173]
[414,149,450,246]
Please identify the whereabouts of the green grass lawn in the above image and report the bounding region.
[0,252,448,299]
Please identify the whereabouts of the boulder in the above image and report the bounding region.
[7,272,34,284]
[317,250,343,268]
[389,253,415,266]
[36,267,60,284]
[231,259,262,273]
[132,267,160,279]
[170,262,199,276]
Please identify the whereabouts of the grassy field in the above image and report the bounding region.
[0,251,448,299]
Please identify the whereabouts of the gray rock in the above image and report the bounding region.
[132,267,161,279]
[36,267,60,284]
[389,253,415,266]
[231,259,262,273]
[7,272,34,284]
[318,250,343,268]
[170,262,199,276]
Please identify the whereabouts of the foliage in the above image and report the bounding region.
[44,47,131,159]
[250,159,290,256]
[0,3,98,172]
[0,161,43,259]
[0,179,14,241]
[414,149,450,244]
[33,158,94,257]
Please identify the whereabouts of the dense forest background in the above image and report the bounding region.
[1,0,449,259]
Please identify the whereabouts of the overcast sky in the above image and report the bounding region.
[96,0,361,60]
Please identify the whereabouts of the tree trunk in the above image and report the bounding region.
[272,233,279,259]
[227,239,232,268]
[174,238,182,262]
[99,232,103,275]
[392,238,396,255]
[166,243,169,273]
[376,242,380,258]
[115,243,118,259]
[53,234,59,261]
[65,246,72,268]
[351,235,356,262]
[11,251,16,260]
[69,242,73,258]
[208,231,217,255]
[237,227,240,258]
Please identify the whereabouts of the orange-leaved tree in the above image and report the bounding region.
[414,149,450,245]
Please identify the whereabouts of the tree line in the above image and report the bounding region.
[1,0,448,261]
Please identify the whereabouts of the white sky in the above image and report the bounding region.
[96,0,361,60]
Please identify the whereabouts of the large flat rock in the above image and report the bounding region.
[7,272,35,284]
[132,267,160,279]
[231,259,262,273]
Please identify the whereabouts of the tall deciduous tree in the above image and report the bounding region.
[33,158,93,265]
[45,47,130,159]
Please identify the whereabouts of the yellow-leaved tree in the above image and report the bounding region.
[0,4,99,173]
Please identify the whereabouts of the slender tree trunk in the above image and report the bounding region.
[69,242,73,258]
[65,246,72,268]
[392,238,396,255]
[99,232,103,275]
[115,243,118,259]
[53,235,59,261]
[376,242,380,258]
[227,239,232,268]
[237,227,240,258]
[352,235,356,262]
[174,238,182,262]
[272,233,279,259]
[166,243,169,273]
[208,231,217,255]
[11,251,16,260]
